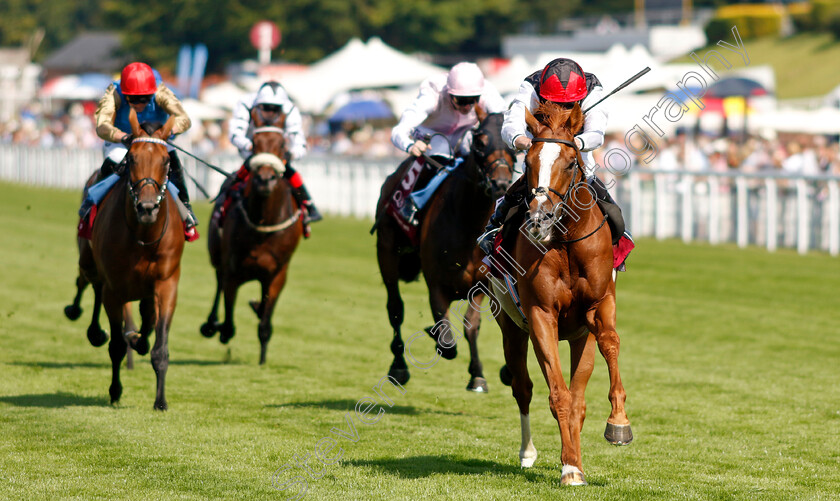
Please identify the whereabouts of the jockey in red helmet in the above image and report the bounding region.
[478,58,632,258]
[218,81,321,237]
[82,62,198,240]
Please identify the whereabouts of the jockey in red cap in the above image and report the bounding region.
[478,58,632,258]
[81,62,197,240]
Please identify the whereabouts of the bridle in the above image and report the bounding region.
[124,137,171,246]
[526,136,607,244]
[471,123,515,197]
[126,137,170,212]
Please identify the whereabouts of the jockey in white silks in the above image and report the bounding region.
[389,62,506,221]
[219,81,322,236]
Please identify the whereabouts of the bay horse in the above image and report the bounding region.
[76,110,185,410]
[200,108,303,365]
[493,102,631,485]
[375,109,515,391]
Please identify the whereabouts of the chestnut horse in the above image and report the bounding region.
[76,111,185,410]
[200,109,303,365]
[375,110,515,391]
[494,102,631,485]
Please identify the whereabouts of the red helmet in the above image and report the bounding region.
[538,58,588,103]
[120,62,157,95]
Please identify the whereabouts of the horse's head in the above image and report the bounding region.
[523,101,586,242]
[247,152,285,197]
[250,105,288,160]
[471,107,516,199]
[125,108,175,224]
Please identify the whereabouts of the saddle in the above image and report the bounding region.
[386,156,456,246]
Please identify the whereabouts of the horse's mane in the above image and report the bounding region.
[139,121,165,136]
[533,101,584,137]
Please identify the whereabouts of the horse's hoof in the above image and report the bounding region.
[219,325,235,344]
[249,300,263,317]
[64,304,82,321]
[604,422,633,445]
[520,450,537,468]
[109,384,122,403]
[560,465,587,486]
[499,365,513,386]
[200,321,218,338]
[87,326,109,347]
[126,332,149,356]
[466,377,488,393]
[438,344,457,360]
[153,400,168,411]
[388,365,410,386]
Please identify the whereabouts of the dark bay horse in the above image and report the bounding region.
[493,102,631,485]
[375,109,515,391]
[75,111,185,410]
[200,109,303,365]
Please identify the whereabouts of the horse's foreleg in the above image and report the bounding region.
[427,287,457,360]
[64,274,87,320]
[86,282,109,347]
[126,298,154,356]
[378,246,409,385]
[567,333,597,472]
[103,293,126,404]
[587,295,632,445]
[122,303,136,370]
[151,275,179,411]
[462,293,486,392]
[257,268,289,365]
[200,268,223,338]
[529,309,584,485]
[499,313,535,467]
[219,276,240,345]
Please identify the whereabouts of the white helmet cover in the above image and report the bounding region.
[254,81,291,109]
[446,62,485,97]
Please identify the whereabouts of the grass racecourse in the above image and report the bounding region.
[1,180,839,501]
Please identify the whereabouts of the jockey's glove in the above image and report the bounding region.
[120,134,134,148]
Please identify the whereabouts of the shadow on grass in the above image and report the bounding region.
[268,399,469,417]
[169,358,246,366]
[343,455,599,485]
[8,361,108,369]
[0,392,109,408]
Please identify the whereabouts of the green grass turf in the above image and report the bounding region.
[1,180,839,500]
[674,33,840,99]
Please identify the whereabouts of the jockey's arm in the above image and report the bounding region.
[155,84,192,135]
[390,79,438,153]
[502,80,539,150]
[228,96,254,153]
[284,105,307,160]
[94,84,123,143]
[576,86,609,152]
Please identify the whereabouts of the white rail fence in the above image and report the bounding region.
[1,144,838,256]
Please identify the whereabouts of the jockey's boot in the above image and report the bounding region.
[587,176,625,245]
[168,152,199,241]
[79,158,121,217]
[291,185,323,223]
[477,197,514,255]
[100,157,119,179]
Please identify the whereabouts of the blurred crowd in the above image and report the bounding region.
[3,102,840,176]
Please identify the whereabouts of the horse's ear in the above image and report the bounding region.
[475,104,487,122]
[568,103,585,135]
[277,112,286,129]
[156,116,176,140]
[525,108,541,136]
[128,107,142,136]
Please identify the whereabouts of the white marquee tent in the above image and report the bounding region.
[281,37,446,113]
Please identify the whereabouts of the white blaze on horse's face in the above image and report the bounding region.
[537,142,560,204]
